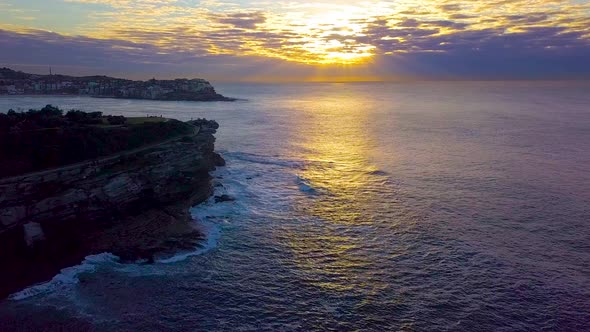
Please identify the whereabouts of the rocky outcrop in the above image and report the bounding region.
[0,67,237,101]
[0,120,224,299]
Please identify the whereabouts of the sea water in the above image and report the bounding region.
[0,81,589,331]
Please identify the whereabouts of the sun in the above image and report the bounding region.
[259,8,377,65]
[286,38,375,65]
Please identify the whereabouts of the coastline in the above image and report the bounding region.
[0,120,225,299]
[0,94,237,102]
[0,67,236,102]
[91,94,237,102]
[1,194,211,300]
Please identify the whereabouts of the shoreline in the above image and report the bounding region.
[0,120,225,299]
[4,185,216,300]
[0,94,238,102]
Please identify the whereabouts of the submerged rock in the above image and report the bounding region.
[214,194,235,203]
[213,152,226,167]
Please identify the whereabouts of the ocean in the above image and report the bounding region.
[0,81,589,331]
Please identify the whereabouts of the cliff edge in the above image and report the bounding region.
[0,119,225,299]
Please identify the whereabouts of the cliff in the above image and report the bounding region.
[0,120,225,298]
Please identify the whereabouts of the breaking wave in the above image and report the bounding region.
[9,253,119,301]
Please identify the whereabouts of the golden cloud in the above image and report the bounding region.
[4,0,590,65]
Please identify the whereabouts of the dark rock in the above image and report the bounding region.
[214,195,235,203]
[213,152,226,167]
[189,119,220,130]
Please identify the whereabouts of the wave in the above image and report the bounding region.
[156,219,221,264]
[9,253,120,301]
[11,216,225,299]
[296,175,318,195]
[226,151,306,169]
[155,166,246,264]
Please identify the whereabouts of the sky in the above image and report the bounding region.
[1,0,589,81]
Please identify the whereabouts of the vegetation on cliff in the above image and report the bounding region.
[0,105,194,178]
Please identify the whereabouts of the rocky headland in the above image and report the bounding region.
[0,117,225,299]
[0,67,236,101]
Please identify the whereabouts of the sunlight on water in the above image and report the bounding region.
[281,91,392,293]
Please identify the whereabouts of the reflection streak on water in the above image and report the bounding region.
[281,93,394,294]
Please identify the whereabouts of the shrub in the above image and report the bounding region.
[107,115,126,125]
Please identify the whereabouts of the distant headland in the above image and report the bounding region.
[0,67,235,101]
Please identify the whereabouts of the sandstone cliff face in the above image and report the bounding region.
[0,121,224,298]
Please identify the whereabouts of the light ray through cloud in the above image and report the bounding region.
[1,0,589,80]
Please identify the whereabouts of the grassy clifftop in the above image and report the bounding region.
[0,105,194,178]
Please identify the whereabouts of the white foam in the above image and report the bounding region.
[156,219,222,264]
[296,175,318,194]
[155,167,245,264]
[10,253,119,301]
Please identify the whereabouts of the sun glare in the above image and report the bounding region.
[272,9,376,65]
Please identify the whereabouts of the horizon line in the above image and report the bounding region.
[3,66,590,84]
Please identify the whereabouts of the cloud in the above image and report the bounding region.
[212,12,267,29]
[1,0,589,79]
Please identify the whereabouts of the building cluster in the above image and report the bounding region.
[0,68,216,99]
[116,78,216,99]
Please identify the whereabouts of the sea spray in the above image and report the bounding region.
[156,166,247,264]
[10,253,120,301]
